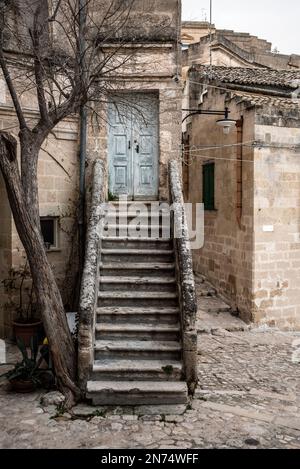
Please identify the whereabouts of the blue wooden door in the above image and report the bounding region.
[108,99,133,198]
[108,93,158,200]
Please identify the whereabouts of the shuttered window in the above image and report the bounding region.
[202,163,215,210]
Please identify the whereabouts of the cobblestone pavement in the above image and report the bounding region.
[0,280,300,449]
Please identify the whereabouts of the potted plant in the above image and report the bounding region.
[2,262,42,346]
[0,337,53,393]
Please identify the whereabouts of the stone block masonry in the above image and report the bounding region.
[252,120,300,330]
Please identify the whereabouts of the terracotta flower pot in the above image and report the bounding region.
[13,319,42,347]
[10,378,36,393]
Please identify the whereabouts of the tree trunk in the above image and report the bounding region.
[0,133,80,407]
[20,129,41,227]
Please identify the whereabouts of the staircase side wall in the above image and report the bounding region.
[78,160,105,390]
[170,160,198,393]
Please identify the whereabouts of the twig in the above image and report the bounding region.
[40,147,71,179]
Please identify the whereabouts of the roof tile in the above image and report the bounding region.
[192,65,300,89]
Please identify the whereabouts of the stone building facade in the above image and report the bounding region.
[0,0,182,338]
[182,22,300,70]
[184,65,300,330]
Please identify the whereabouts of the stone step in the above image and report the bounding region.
[197,296,232,313]
[100,262,175,277]
[102,225,171,238]
[94,340,181,360]
[99,276,176,292]
[97,306,180,325]
[98,291,178,307]
[101,237,172,250]
[104,212,170,221]
[91,359,182,381]
[106,202,165,214]
[101,248,174,263]
[109,201,156,206]
[86,381,188,406]
[95,322,180,341]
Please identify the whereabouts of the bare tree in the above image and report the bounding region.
[0,0,147,407]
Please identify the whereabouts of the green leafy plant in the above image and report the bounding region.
[108,189,118,202]
[0,337,53,387]
[162,365,174,376]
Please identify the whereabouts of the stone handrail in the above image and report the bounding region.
[78,159,105,391]
[169,160,198,393]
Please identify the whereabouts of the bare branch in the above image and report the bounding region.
[48,0,63,22]
[0,47,27,130]
[40,146,71,178]
[30,5,50,125]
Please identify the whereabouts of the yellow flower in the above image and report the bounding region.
[43,337,48,345]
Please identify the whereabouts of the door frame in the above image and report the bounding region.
[108,91,159,201]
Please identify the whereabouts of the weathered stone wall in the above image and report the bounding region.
[183,38,255,69]
[185,85,255,320]
[185,75,300,329]
[0,0,182,338]
[252,113,300,330]
[254,52,300,70]
[86,45,182,202]
[0,105,79,338]
[182,24,271,52]
[181,21,213,45]
[217,30,272,54]
[78,159,105,390]
[169,160,198,392]
[92,0,181,42]
[3,0,49,52]
[182,24,300,71]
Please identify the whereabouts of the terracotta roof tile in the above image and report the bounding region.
[231,91,300,110]
[192,65,300,90]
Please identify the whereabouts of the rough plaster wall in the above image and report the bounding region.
[92,0,181,42]
[186,88,255,320]
[253,118,300,330]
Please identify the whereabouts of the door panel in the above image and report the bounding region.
[108,93,158,200]
[133,94,158,199]
[108,101,132,198]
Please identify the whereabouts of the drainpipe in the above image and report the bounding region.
[79,107,87,245]
[78,0,87,277]
[236,117,244,228]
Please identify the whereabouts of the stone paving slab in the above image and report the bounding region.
[195,278,249,333]
[1,279,300,449]
[1,327,300,449]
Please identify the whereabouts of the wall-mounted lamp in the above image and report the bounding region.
[216,108,237,135]
[182,107,236,135]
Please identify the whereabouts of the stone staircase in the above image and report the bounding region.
[86,201,188,406]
